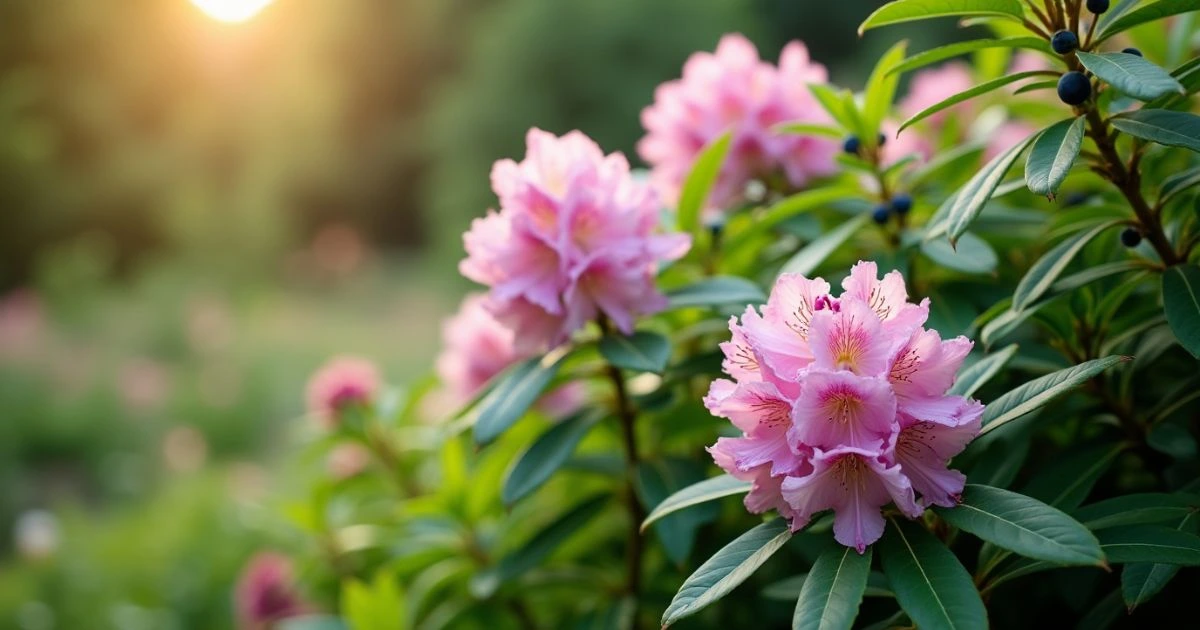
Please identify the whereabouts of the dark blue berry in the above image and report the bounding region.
[1120,228,1142,247]
[1051,30,1079,54]
[843,135,860,155]
[1087,0,1110,14]
[891,194,913,215]
[877,132,887,147]
[1057,72,1091,105]
[1122,47,1143,57]
[871,204,890,225]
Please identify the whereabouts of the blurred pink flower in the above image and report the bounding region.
[880,120,934,167]
[706,262,983,552]
[639,33,838,212]
[327,443,372,480]
[461,128,690,352]
[898,62,974,127]
[983,121,1038,162]
[234,553,310,630]
[1010,51,1052,75]
[118,358,172,413]
[305,356,381,428]
[0,289,45,361]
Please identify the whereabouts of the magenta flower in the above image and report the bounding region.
[305,356,381,428]
[706,262,982,552]
[234,552,310,629]
[461,128,691,352]
[638,33,838,213]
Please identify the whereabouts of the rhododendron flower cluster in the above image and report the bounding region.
[638,33,838,213]
[234,552,310,630]
[306,356,381,428]
[461,128,691,352]
[706,262,983,552]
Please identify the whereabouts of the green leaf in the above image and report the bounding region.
[935,485,1106,566]
[979,356,1128,437]
[863,41,908,143]
[1022,442,1125,510]
[765,572,893,601]
[1025,117,1086,197]
[793,546,873,630]
[637,460,717,566]
[878,518,987,630]
[641,474,752,532]
[1076,52,1185,101]
[1162,264,1200,358]
[1099,0,1200,42]
[1121,513,1198,609]
[889,37,1048,76]
[948,345,1018,398]
[809,84,855,133]
[1097,525,1200,564]
[1110,109,1200,153]
[278,617,349,630]
[858,0,1025,34]
[342,573,405,630]
[775,122,845,138]
[780,214,870,277]
[1074,493,1200,530]
[1012,220,1119,311]
[1158,166,1200,207]
[662,519,792,627]
[677,132,732,232]
[502,410,601,505]
[1012,80,1059,95]
[731,187,854,250]
[898,71,1049,134]
[474,352,568,445]
[920,231,997,274]
[666,276,766,309]
[599,330,671,374]
[942,132,1037,243]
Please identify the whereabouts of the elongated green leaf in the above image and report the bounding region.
[879,518,987,630]
[858,0,1025,34]
[780,213,869,277]
[1023,442,1124,510]
[667,276,766,309]
[1076,52,1185,101]
[342,573,404,630]
[764,572,893,601]
[898,71,1048,134]
[890,37,1048,76]
[1098,525,1200,564]
[1162,264,1200,358]
[1012,221,1119,311]
[943,132,1037,242]
[502,410,601,505]
[979,356,1128,436]
[920,231,997,273]
[1111,109,1200,153]
[637,460,718,566]
[678,132,732,231]
[474,352,568,445]
[809,84,855,131]
[1158,166,1200,207]
[1074,493,1200,530]
[599,330,671,373]
[935,485,1106,566]
[662,519,792,626]
[1013,80,1058,95]
[1050,260,1143,294]
[1025,117,1086,197]
[949,345,1017,398]
[863,41,908,143]
[642,474,752,531]
[1099,0,1200,42]
[793,546,873,630]
[1122,512,1198,609]
[774,122,844,138]
[727,187,850,250]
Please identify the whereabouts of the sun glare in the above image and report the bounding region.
[190,0,275,23]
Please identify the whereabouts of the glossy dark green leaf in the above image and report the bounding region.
[1076,52,1185,101]
[920,231,997,273]
[1012,220,1119,311]
[1162,264,1200,358]
[948,345,1018,398]
[1110,109,1200,153]
[935,485,1105,566]
[979,356,1127,437]
[599,330,670,374]
[1074,493,1200,530]
[898,71,1048,134]
[662,519,792,626]
[1025,117,1086,197]
[502,410,601,505]
[666,276,766,309]
[889,37,1047,76]
[764,572,892,601]
[637,460,718,566]
[474,352,568,445]
[677,132,731,231]
[1097,525,1200,564]
[1099,0,1200,42]
[1158,166,1200,207]
[858,0,1025,34]
[793,546,873,630]
[1022,442,1124,509]
[641,474,751,532]
[878,518,987,630]
[942,132,1037,242]
[1121,513,1198,609]
[780,213,869,276]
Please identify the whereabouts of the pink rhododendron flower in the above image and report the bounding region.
[461,129,691,352]
[234,552,310,630]
[983,121,1038,162]
[706,261,982,552]
[305,356,381,428]
[638,33,838,212]
[898,62,974,126]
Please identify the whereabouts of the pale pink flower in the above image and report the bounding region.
[461,128,690,351]
[234,553,310,630]
[880,120,934,167]
[898,62,974,126]
[983,121,1038,162]
[327,443,372,480]
[705,261,982,551]
[305,356,381,428]
[638,33,838,212]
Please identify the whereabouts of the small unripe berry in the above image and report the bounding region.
[1057,72,1091,105]
[843,135,860,155]
[1120,228,1142,248]
[871,204,890,225]
[891,194,913,215]
[1122,48,1143,57]
[1087,0,1110,14]
[877,132,887,147]
[1051,30,1079,54]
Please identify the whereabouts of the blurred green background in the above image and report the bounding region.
[0,1,962,627]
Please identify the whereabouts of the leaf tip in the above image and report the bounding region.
[1119,355,1134,363]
